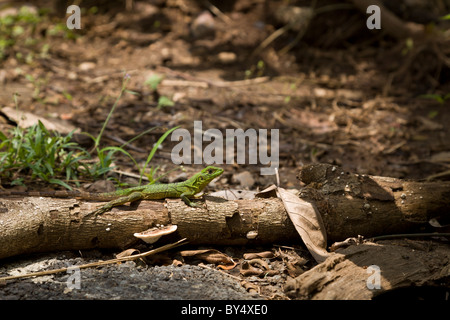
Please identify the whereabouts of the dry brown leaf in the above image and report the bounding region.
[115,248,140,258]
[243,251,274,260]
[276,247,309,267]
[240,261,262,277]
[240,280,259,294]
[240,259,278,277]
[218,262,237,270]
[179,249,236,269]
[172,258,183,267]
[285,261,304,277]
[276,186,331,263]
[1,107,79,134]
[255,185,278,198]
[248,258,270,270]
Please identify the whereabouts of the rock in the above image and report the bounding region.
[232,171,255,189]
[190,11,215,39]
[218,52,237,64]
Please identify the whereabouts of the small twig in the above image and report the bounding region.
[253,2,354,57]
[157,66,269,87]
[275,167,280,187]
[251,24,291,57]
[426,169,450,181]
[0,238,188,283]
[198,263,241,282]
[367,233,450,242]
[211,77,270,87]
[203,0,232,23]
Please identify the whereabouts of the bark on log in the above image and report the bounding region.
[284,240,450,300]
[0,197,170,260]
[297,163,450,241]
[0,196,298,259]
[1,163,449,259]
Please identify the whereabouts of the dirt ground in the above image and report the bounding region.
[0,0,449,300]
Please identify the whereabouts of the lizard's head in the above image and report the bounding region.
[190,166,224,191]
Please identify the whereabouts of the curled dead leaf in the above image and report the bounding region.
[180,249,236,269]
[240,259,278,277]
[285,261,304,277]
[1,106,78,134]
[115,248,140,258]
[275,186,331,263]
[240,280,259,294]
[255,185,278,198]
[240,261,262,277]
[218,262,237,270]
[243,251,275,260]
[275,248,308,267]
[276,248,308,277]
[248,258,270,270]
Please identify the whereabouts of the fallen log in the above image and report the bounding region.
[0,164,448,259]
[297,163,450,241]
[0,196,298,259]
[284,240,450,300]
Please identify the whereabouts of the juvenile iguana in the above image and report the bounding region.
[0,166,224,217]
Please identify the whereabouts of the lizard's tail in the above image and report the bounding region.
[0,190,117,201]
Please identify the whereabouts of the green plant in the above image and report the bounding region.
[419,93,450,104]
[145,74,164,90]
[25,73,47,101]
[0,120,92,188]
[144,74,175,109]
[157,96,175,109]
[46,22,77,40]
[402,37,414,55]
[140,125,179,183]
[0,74,179,189]
[245,60,265,79]
[84,73,179,183]
[0,6,41,60]
[418,93,449,119]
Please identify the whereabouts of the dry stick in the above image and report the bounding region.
[157,66,269,88]
[252,3,353,57]
[427,169,450,181]
[368,233,450,242]
[0,238,188,283]
[203,0,232,23]
[252,24,291,57]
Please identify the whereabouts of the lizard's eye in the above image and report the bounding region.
[208,169,213,174]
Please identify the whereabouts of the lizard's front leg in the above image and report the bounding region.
[180,191,202,207]
[87,192,143,217]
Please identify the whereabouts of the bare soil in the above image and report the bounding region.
[0,0,449,300]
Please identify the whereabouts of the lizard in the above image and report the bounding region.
[0,166,224,217]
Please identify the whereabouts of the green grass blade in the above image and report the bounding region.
[144,126,179,168]
[49,178,72,190]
